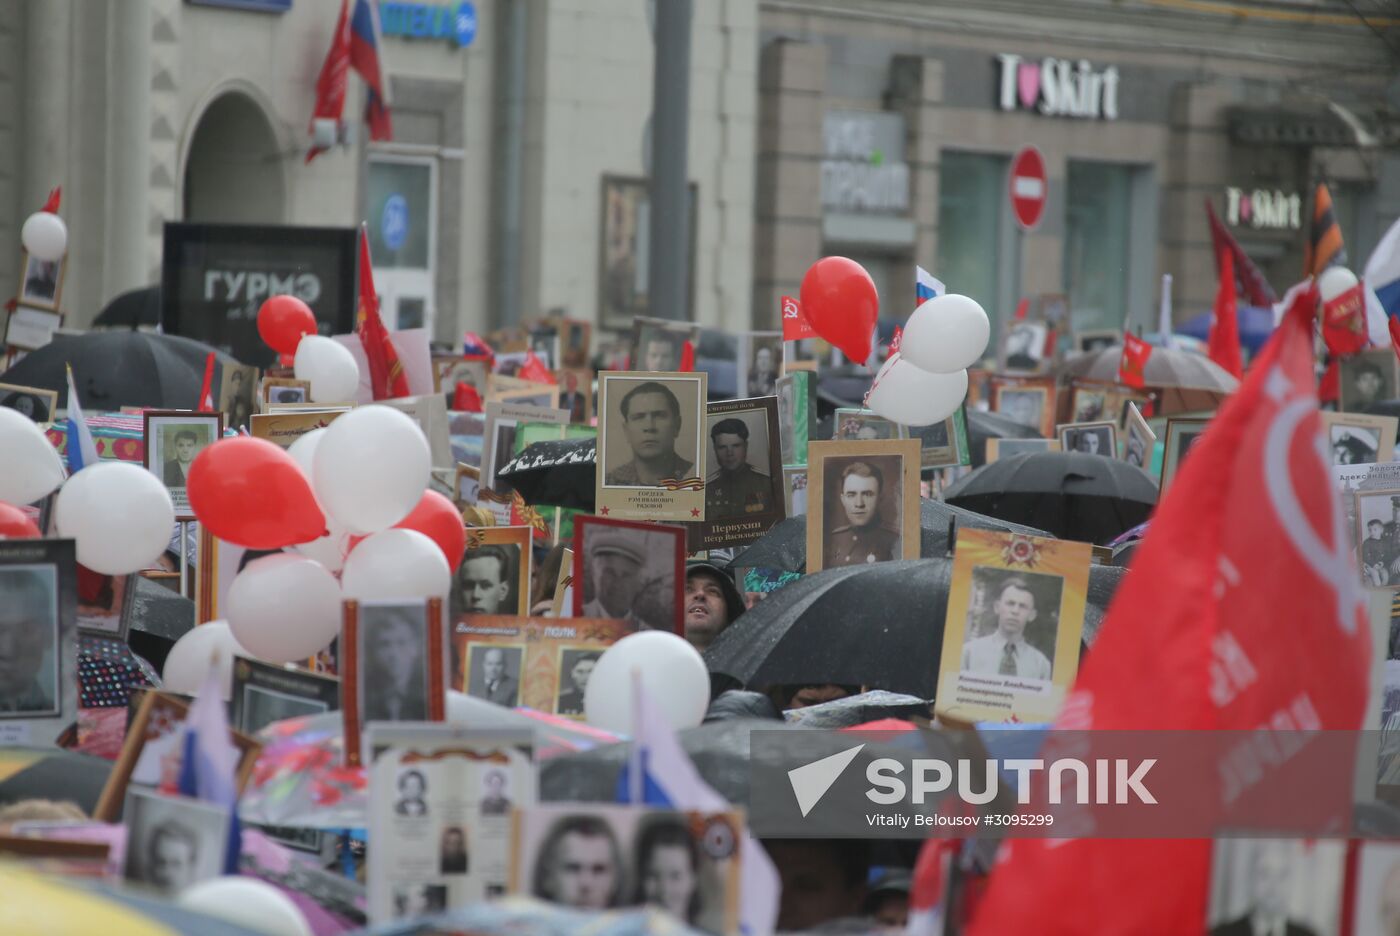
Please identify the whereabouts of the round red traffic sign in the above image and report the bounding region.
[1009,146,1047,231]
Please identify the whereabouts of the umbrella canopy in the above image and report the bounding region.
[703,558,1124,698]
[0,331,237,411]
[0,747,113,815]
[965,409,1045,467]
[728,498,1055,573]
[1059,343,1240,393]
[783,690,931,728]
[943,451,1158,545]
[91,285,161,330]
[497,436,596,511]
[79,636,159,709]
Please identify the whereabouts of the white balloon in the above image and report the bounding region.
[20,211,67,261]
[286,429,352,572]
[177,877,312,936]
[293,335,361,403]
[54,462,175,574]
[584,631,709,734]
[341,528,450,602]
[227,554,341,664]
[1318,266,1360,303]
[313,405,431,535]
[0,408,66,504]
[900,294,991,374]
[865,356,968,427]
[162,621,249,700]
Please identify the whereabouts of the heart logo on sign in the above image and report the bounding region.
[1018,62,1041,109]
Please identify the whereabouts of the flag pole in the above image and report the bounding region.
[628,666,644,805]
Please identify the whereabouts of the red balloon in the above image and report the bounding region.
[257,295,318,356]
[347,491,466,571]
[0,502,40,539]
[187,437,327,549]
[799,256,879,365]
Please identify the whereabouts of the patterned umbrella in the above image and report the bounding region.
[79,636,159,709]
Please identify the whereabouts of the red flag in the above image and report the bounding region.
[305,0,351,164]
[198,352,217,412]
[356,226,409,400]
[1117,333,1152,389]
[968,283,1369,935]
[1321,282,1368,357]
[40,187,61,215]
[1208,246,1243,378]
[781,295,816,341]
[906,838,960,936]
[452,382,483,413]
[518,351,554,385]
[679,340,695,372]
[1205,198,1277,307]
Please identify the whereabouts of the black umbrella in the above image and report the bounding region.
[497,436,596,511]
[728,498,1054,572]
[783,690,931,728]
[0,748,112,814]
[704,558,1121,698]
[965,409,1044,467]
[0,331,237,411]
[126,575,196,675]
[92,285,161,329]
[942,451,1158,545]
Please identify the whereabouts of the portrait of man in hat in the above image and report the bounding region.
[581,529,646,625]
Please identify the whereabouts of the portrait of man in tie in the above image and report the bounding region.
[959,571,1059,682]
[466,644,523,707]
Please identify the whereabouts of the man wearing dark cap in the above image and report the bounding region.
[582,531,644,625]
[683,562,745,652]
[707,417,773,518]
[823,460,899,568]
[605,381,694,486]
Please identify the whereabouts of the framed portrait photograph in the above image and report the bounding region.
[436,357,488,397]
[230,656,340,736]
[122,789,231,894]
[1351,840,1400,936]
[908,414,962,470]
[572,516,685,632]
[488,382,561,411]
[143,411,224,520]
[18,251,64,311]
[556,318,591,369]
[805,439,921,573]
[482,401,570,503]
[693,397,785,551]
[261,378,311,410]
[783,466,808,518]
[554,647,602,717]
[249,409,345,449]
[1160,417,1212,494]
[1355,490,1400,589]
[1069,385,1108,423]
[454,463,481,508]
[1123,402,1156,469]
[217,364,259,432]
[596,371,708,522]
[0,382,58,423]
[833,408,907,442]
[96,689,261,821]
[450,527,533,621]
[452,617,634,713]
[529,326,560,370]
[990,377,1056,438]
[985,438,1060,463]
[776,371,814,467]
[999,319,1049,373]
[1321,412,1398,467]
[365,723,536,924]
[1074,329,1121,354]
[628,317,701,374]
[0,539,76,747]
[935,528,1092,725]
[1057,421,1118,458]
[599,177,698,327]
[1205,838,1343,936]
[511,804,742,934]
[737,332,783,398]
[556,368,593,425]
[342,598,447,766]
[464,643,526,706]
[76,571,136,641]
[3,305,63,351]
[1340,348,1400,413]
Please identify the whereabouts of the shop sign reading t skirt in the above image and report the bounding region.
[996,54,1121,121]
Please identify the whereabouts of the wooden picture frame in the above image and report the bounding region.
[76,572,138,641]
[1123,402,1156,469]
[1056,420,1119,458]
[452,527,534,621]
[1159,417,1212,494]
[985,438,1061,463]
[805,439,921,573]
[454,463,481,508]
[990,376,1057,438]
[0,381,59,423]
[93,689,261,822]
[1321,412,1399,468]
[260,378,311,411]
[557,367,594,424]
[342,598,447,768]
[17,251,65,311]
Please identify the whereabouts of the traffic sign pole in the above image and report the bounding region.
[1007,146,1047,326]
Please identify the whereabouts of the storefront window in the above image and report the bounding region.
[937,151,1005,322]
[1064,161,1132,329]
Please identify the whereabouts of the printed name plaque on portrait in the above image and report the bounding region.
[342,599,448,767]
[0,538,77,748]
[691,397,786,552]
[366,723,535,925]
[510,804,743,934]
[453,617,636,719]
[596,371,708,522]
[935,528,1091,725]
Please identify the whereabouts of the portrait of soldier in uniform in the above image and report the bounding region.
[822,459,900,568]
[706,416,773,519]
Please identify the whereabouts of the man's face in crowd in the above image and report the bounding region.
[643,339,672,372]
[684,572,729,648]
[372,621,419,690]
[623,391,679,461]
[552,832,617,909]
[460,556,510,613]
[840,474,879,528]
[767,841,864,931]
[176,435,197,463]
[993,585,1036,640]
[592,552,642,612]
[0,591,45,697]
[713,432,746,473]
[571,658,596,693]
[483,648,506,683]
[150,832,196,890]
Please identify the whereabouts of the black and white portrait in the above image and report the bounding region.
[238,684,329,735]
[395,767,429,818]
[1341,350,1398,413]
[600,376,704,488]
[0,565,59,717]
[1333,425,1381,467]
[1060,423,1116,458]
[1357,491,1400,589]
[1002,321,1047,371]
[1071,389,1106,422]
[705,409,777,522]
[19,254,61,309]
[1352,841,1400,936]
[532,813,626,910]
[466,644,523,707]
[145,412,222,519]
[834,411,901,442]
[271,386,308,405]
[631,322,695,373]
[740,334,782,397]
[359,603,430,723]
[480,767,513,816]
[452,544,521,617]
[1206,838,1342,936]
[0,384,56,423]
[555,648,601,717]
[123,789,230,893]
[995,388,1047,432]
[576,520,682,631]
[218,365,258,432]
[820,454,904,569]
[440,825,470,875]
[960,568,1062,681]
[393,883,448,917]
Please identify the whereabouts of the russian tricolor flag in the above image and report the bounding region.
[1365,217,1400,333]
[916,266,945,304]
[177,663,243,873]
[64,367,99,474]
[349,0,392,141]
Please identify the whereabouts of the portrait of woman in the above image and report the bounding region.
[634,818,701,924]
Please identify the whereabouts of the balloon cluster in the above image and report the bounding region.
[257,295,361,403]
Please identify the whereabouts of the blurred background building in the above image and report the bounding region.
[0,0,1395,347]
